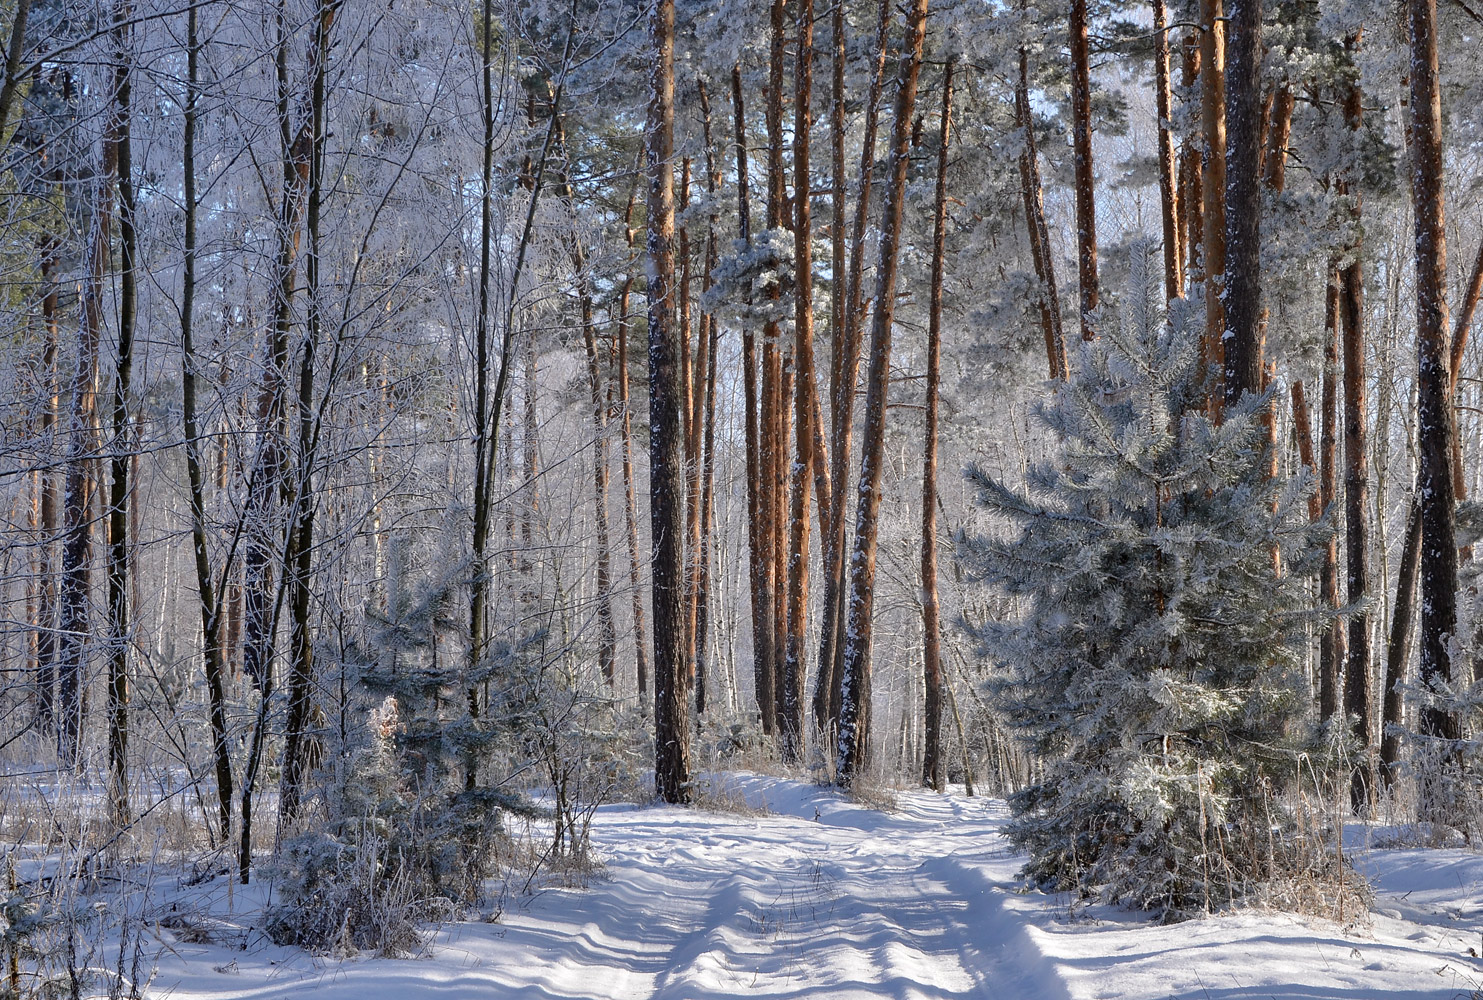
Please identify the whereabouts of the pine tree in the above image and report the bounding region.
[962,253,1332,915]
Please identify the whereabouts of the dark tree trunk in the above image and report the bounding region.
[1221,0,1261,409]
[105,0,137,830]
[180,1,233,842]
[1409,0,1459,760]
[647,0,691,803]
[1069,0,1099,339]
[1200,0,1226,418]
[1319,272,1345,721]
[921,59,954,793]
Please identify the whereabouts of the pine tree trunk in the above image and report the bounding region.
[1179,31,1203,295]
[781,0,816,762]
[1015,47,1068,380]
[1200,0,1227,417]
[1409,0,1459,759]
[1152,0,1182,302]
[838,0,931,789]
[647,0,691,803]
[1221,0,1261,409]
[818,0,894,731]
[1069,0,1099,339]
[921,59,953,793]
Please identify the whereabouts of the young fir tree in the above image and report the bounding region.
[961,258,1334,916]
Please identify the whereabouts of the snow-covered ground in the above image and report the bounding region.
[146,774,1483,999]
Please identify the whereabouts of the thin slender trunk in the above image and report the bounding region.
[1200,0,1227,417]
[921,59,953,793]
[1152,0,1182,302]
[180,1,233,842]
[35,253,58,734]
[105,0,137,831]
[838,0,931,788]
[697,77,721,720]
[0,0,32,142]
[731,66,769,733]
[1221,0,1261,408]
[1381,499,1421,783]
[617,188,651,703]
[647,0,691,803]
[1069,0,1099,339]
[554,115,617,686]
[1178,31,1203,295]
[1319,272,1345,721]
[1015,47,1068,380]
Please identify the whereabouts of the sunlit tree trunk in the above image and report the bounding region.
[838,0,931,788]
[1069,0,1098,339]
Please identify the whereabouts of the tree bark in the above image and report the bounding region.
[1319,272,1345,721]
[818,0,893,731]
[1015,47,1068,380]
[647,0,691,803]
[838,0,931,789]
[1381,499,1422,784]
[781,0,816,762]
[1221,0,1261,409]
[1200,0,1227,418]
[730,66,769,733]
[1069,0,1099,339]
[180,0,233,842]
[617,187,651,703]
[921,59,954,793]
[104,0,137,831]
[1152,0,1182,302]
[1337,33,1373,811]
[1409,0,1459,757]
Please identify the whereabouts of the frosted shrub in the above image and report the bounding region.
[960,268,1337,918]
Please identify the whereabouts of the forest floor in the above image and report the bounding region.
[146,773,1483,999]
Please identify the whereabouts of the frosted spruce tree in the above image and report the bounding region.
[961,270,1336,917]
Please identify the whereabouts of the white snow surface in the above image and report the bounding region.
[150,774,1483,999]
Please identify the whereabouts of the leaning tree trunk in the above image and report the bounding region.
[1015,46,1068,380]
[617,187,651,704]
[921,59,954,793]
[646,0,691,803]
[837,0,931,789]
